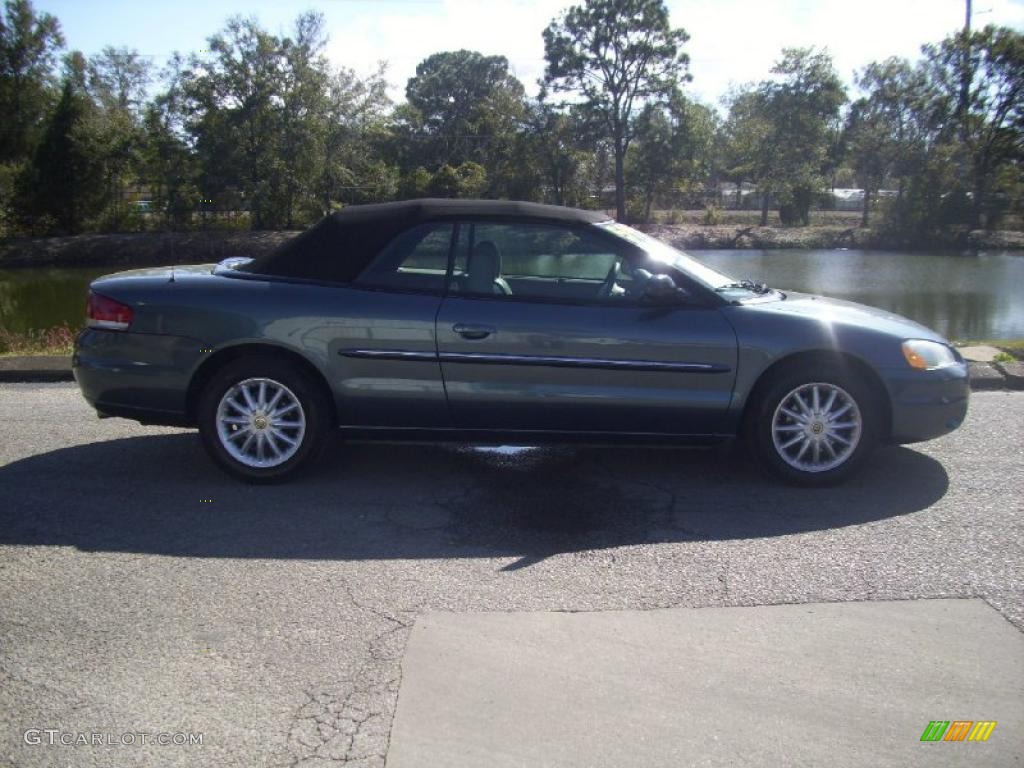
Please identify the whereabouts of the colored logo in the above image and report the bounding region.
[921,721,997,742]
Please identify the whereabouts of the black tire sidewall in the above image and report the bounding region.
[748,363,878,486]
[198,357,329,483]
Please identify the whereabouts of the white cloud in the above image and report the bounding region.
[324,0,566,100]
[669,0,1024,105]
[314,0,1024,105]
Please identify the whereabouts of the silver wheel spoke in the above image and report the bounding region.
[270,428,297,447]
[823,389,837,413]
[780,407,804,422]
[241,385,258,411]
[795,439,811,461]
[780,434,804,450]
[226,397,247,414]
[267,387,285,411]
[272,402,299,418]
[832,403,853,419]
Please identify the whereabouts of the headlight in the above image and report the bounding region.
[901,339,957,370]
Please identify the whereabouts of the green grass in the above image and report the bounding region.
[0,325,75,356]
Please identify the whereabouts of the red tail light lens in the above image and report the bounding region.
[87,291,134,330]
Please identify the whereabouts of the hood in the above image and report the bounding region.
[742,291,949,344]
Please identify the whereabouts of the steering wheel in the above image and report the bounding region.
[597,259,622,298]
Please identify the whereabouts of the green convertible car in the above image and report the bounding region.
[74,199,969,485]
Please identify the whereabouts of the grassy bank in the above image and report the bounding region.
[0,325,75,356]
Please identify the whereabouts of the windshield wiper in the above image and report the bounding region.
[716,279,771,294]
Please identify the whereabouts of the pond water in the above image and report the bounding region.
[691,248,1024,341]
[0,248,1022,340]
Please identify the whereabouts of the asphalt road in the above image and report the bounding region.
[0,384,1021,768]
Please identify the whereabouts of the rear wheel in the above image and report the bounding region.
[747,364,878,486]
[198,357,330,483]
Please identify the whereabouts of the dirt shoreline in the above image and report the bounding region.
[1,225,1022,270]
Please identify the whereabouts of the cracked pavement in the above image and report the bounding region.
[0,384,1022,767]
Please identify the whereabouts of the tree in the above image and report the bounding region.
[628,90,715,220]
[924,25,1024,228]
[521,102,593,207]
[137,53,198,229]
[16,69,106,232]
[402,50,525,195]
[542,0,689,220]
[0,0,63,162]
[83,46,152,229]
[319,64,393,208]
[723,48,845,225]
[0,0,63,231]
[846,58,931,226]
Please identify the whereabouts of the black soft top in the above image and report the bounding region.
[244,199,610,283]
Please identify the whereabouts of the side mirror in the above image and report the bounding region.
[641,273,687,303]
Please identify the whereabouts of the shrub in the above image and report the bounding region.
[703,205,721,225]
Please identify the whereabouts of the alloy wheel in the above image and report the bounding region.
[770,382,862,473]
[215,377,307,468]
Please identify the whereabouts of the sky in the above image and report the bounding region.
[37,0,1024,107]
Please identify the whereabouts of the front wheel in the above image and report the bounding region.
[747,365,878,486]
[198,358,330,483]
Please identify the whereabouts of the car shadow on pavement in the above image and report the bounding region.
[0,433,949,569]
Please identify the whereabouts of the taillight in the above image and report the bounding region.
[86,290,134,331]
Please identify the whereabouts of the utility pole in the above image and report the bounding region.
[957,0,972,143]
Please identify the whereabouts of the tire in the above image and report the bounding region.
[746,362,879,486]
[198,356,331,483]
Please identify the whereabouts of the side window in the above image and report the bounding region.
[356,223,453,293]
[450,222,627,303]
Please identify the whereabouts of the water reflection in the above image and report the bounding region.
[693,249,1024,340]
[0,267,109,335]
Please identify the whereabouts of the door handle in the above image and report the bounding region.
[452,323,495,340]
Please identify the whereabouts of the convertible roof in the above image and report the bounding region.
[245,199,611,283]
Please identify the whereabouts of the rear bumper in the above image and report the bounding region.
[73,328,202,427]
[884,362,970,444]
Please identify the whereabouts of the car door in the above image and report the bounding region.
[435,220,738,435]
[327,221,454,428]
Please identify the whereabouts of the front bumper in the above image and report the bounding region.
[73,328,203,426]
[883,362,970,444]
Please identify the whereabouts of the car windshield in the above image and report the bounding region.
[596,221,771,297]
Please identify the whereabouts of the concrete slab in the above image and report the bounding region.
[958,344,1004,362]
[0,355,72,382]
[387,600,1023,768]
[996,360,1024,389]
[969,362,1009,390]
